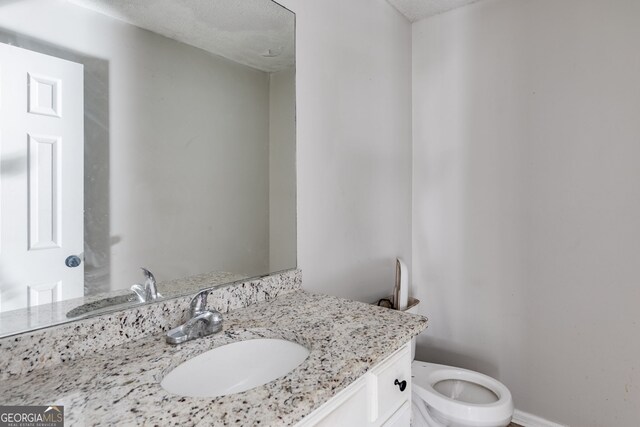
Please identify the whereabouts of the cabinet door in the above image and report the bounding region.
[382,401,410,427]
[373,345,412,423]
[312,382,369,427]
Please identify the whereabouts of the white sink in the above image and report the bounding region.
[160,338,310,398]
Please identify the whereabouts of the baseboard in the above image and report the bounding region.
[513,409,568,427]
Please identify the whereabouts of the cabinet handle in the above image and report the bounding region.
[394,379,407,392]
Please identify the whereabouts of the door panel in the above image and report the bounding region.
[28,134,62,250]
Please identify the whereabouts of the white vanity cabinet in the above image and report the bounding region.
[297,342,412,427]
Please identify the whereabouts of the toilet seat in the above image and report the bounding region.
[412,361,513,427]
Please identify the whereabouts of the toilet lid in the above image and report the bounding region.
[412,361,513,425]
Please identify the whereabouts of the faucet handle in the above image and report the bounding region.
[190,290,209,316]
[141,267,155,282]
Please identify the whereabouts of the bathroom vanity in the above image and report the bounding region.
[298,343,413,426]
[0,271,426,426]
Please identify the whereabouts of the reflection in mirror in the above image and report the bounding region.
[0,0,296,337]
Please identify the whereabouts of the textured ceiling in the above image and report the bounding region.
[386,0,484,22]
[69,0,294,72]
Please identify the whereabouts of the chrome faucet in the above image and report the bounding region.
[131,268,162,302]
[166,290,223,345]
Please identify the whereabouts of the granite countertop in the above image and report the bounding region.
[0,291,427,426]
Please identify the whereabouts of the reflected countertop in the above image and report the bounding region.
[0,291,427,426]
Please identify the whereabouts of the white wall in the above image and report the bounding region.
[277,0,413,301]
[0,0,271,292]
[269,67,297,273]
[412,0,640,425]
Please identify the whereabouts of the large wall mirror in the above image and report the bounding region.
[0,0,296,337]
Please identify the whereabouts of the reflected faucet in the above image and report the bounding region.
[166,290,223,345]
[131,268,162,302]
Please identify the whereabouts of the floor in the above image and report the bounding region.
[509,424,523,427]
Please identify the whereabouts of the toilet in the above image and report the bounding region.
[405,300,514,427]
[410,361,514,427]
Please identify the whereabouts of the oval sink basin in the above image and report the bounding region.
[161,338,309,398]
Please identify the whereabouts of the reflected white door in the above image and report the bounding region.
[0,43,84,312]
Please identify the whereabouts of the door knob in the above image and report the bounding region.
[65,255,82,268]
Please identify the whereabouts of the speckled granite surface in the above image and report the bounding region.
[0,291,427,426]
[0,270,301,379]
